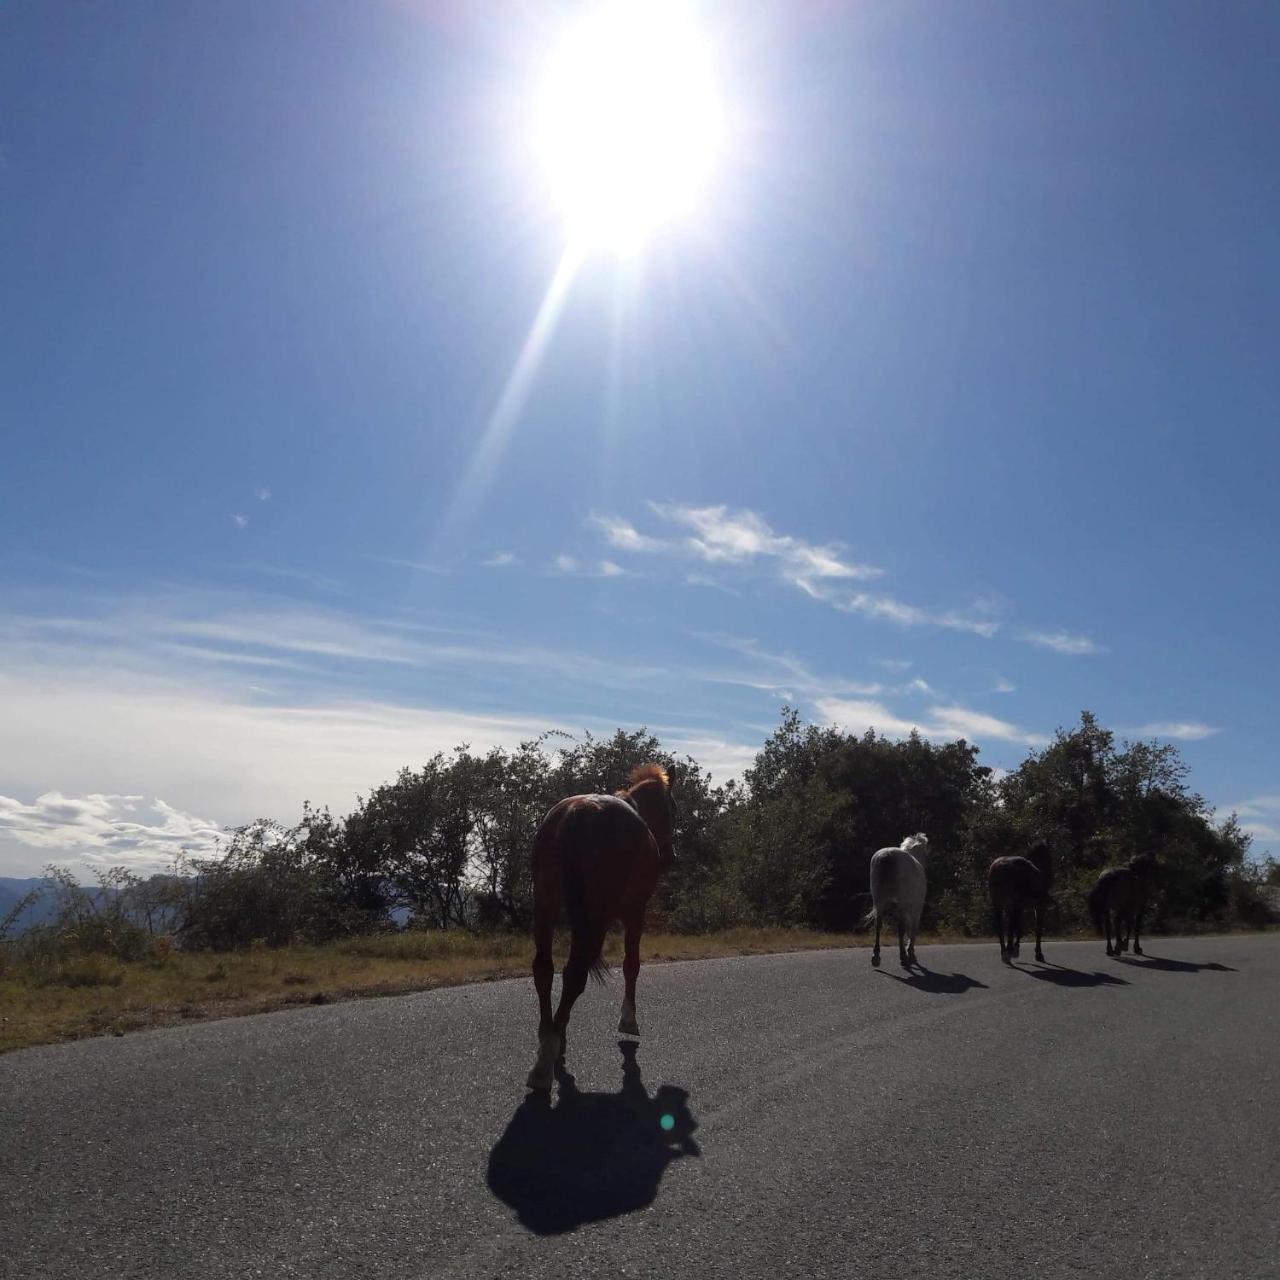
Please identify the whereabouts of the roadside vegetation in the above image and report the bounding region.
[3,708,1274,1052]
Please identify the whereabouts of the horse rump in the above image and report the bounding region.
[558,805,615,984]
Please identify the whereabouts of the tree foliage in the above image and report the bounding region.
[27,710,1270,952]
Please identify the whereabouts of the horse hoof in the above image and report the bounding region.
[1133,945,1143,955]
[618,1014,640,1036]
[870,953,881,968]
[526,1067,553,1091]
[1035,951,1045,963]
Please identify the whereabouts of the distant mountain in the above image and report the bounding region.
[0,877,56,932]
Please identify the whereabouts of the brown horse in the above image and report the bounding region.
[526,764,677,1091]
[988,841,1053,963]
[1088,855,1158,956]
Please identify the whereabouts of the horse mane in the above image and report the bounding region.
[900,832,929,854]
[625,763,669,792]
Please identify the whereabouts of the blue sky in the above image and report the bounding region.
[2,1,1277,875]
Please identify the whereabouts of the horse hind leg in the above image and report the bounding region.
[897,911,908,967]
[1033,902,1045,963]
[618,913,642,1037]
[871,909,882,967]
[551,927,606,1058]
[1010,907,1022,958]
[905,903,920,967]
[526,903,560,1091]
[994,906,1010,963]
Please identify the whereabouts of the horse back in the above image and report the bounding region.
[1096,864,1146,912]
[533,794,659,906]
[988,854,1048,905]
[870,846,925,905]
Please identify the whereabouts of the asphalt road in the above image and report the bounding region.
[3,935,1277,1279]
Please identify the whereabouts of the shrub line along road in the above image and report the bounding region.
[3,935,1276,1279]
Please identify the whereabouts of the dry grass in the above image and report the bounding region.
[8,922,1226,1054]
[0,927,870,1054]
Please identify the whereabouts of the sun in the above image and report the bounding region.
[533,2,725,254]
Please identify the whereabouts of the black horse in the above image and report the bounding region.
[1088,855,1158,956]
[988,841,1053,963]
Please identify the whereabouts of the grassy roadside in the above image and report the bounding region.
[0,927,868,1054]
[2,925,1262,1054]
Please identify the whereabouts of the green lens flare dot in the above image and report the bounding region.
[659,1113,675,1132]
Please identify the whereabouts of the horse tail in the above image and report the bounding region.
[859,904,878,930]
[560,813,610,984]
[1086,880,1107,934]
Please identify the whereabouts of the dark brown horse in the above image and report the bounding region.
[988,841,1053,963]
[526,764,677,1090]
[1088,855,1158,956]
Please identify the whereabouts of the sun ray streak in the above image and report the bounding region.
[440,244,584,538]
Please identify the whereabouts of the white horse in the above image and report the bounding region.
[865,833,929,968]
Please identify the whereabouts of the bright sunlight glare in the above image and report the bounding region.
[534,2,724,253]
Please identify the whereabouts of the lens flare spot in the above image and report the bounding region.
[659,1113,675,1132]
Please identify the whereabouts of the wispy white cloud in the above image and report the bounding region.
[593,504,1003,637]
[235,563,343,593]
[549,555,627,578]
[1227,796,1280,848]
[588,514,670,554]
[230,513,249,530]
[482,552,518,568]
[0,595,679,712]
[838,592,1000,637]
[693,634,888,701]
[374,556,451,575]
[1124,721,1221,742]
[991,677,1016,694]
[648,503,881,588]
[0,793,222,872]
[255,487,272,502]
[685,572,741,595]
[1021,629,1104,656]
[816,697,1047,747]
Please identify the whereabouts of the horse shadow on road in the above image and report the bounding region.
[1114,954,1237,974]
[1012,960,1128,987]
[487,1040,699,1235]
[876,965,987,994]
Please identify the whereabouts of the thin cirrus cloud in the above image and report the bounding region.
[1123,721,1221,742]
[1020,629,1104,656]
[230,513,249,529]
[591,504,1003,638]
[816,697,1048,748]
[549,555,626,577]
[693,633,935,704]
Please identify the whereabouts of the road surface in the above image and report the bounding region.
[3,935,1277,1278]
